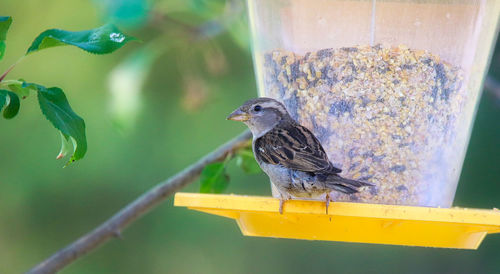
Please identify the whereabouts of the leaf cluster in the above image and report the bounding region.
[199,144,262,194]
[0,17,135,166]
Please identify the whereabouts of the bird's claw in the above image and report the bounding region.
[279,199,284,214]
[325,193,331,215]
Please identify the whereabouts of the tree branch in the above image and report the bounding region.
[27,130,252,274]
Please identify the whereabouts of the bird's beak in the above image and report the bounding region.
[227,109,250,122]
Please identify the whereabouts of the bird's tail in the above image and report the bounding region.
[325,174,374,194]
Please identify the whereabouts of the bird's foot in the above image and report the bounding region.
[279,195,291,214]
[325,193,331,215]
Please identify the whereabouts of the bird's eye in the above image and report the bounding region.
[254,105,262,112]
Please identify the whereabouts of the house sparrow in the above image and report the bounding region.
[227,97,373,214]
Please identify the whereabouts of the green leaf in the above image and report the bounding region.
[0,89,20,119]
[199,162,230,193]
[0,43,5,60]
[8,79,33,99]
[0,17,11,40]
[236,148,262,174]
[26,24,136,55]
[57,132,73,160]
[0,16,12,60]
[23,82,87,165]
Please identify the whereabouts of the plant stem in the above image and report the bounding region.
[0,79,22,87]
[0,56,24,83]
[26,130,252,274]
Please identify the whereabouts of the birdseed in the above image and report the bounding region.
[262,45,466,206]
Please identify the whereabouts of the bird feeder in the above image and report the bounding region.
[175,0,500,248]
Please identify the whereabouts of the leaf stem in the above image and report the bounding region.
[0,79,22,87]
[0,55,24,83]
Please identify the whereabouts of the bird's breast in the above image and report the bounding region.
[258,160,326,198]
[257,161,292,188]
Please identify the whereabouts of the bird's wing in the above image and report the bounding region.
[255,121,341,174]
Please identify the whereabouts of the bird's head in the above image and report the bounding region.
[227,97,291,137]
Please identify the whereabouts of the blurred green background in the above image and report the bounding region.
[0,0,499,273]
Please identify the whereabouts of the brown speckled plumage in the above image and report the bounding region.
[227,97,372,214]
[254,118,342,174]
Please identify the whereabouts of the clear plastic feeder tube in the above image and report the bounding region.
[246,0,499,207]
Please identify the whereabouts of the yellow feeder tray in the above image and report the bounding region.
[174,193,500,249]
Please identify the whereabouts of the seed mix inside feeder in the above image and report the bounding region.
[263,45,465,206]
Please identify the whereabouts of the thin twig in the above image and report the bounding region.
[0,56,24,83]
[27,130,252,274]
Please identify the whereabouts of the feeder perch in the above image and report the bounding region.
[174,193,500,249]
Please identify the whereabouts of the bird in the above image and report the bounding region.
[227,97,373,214]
